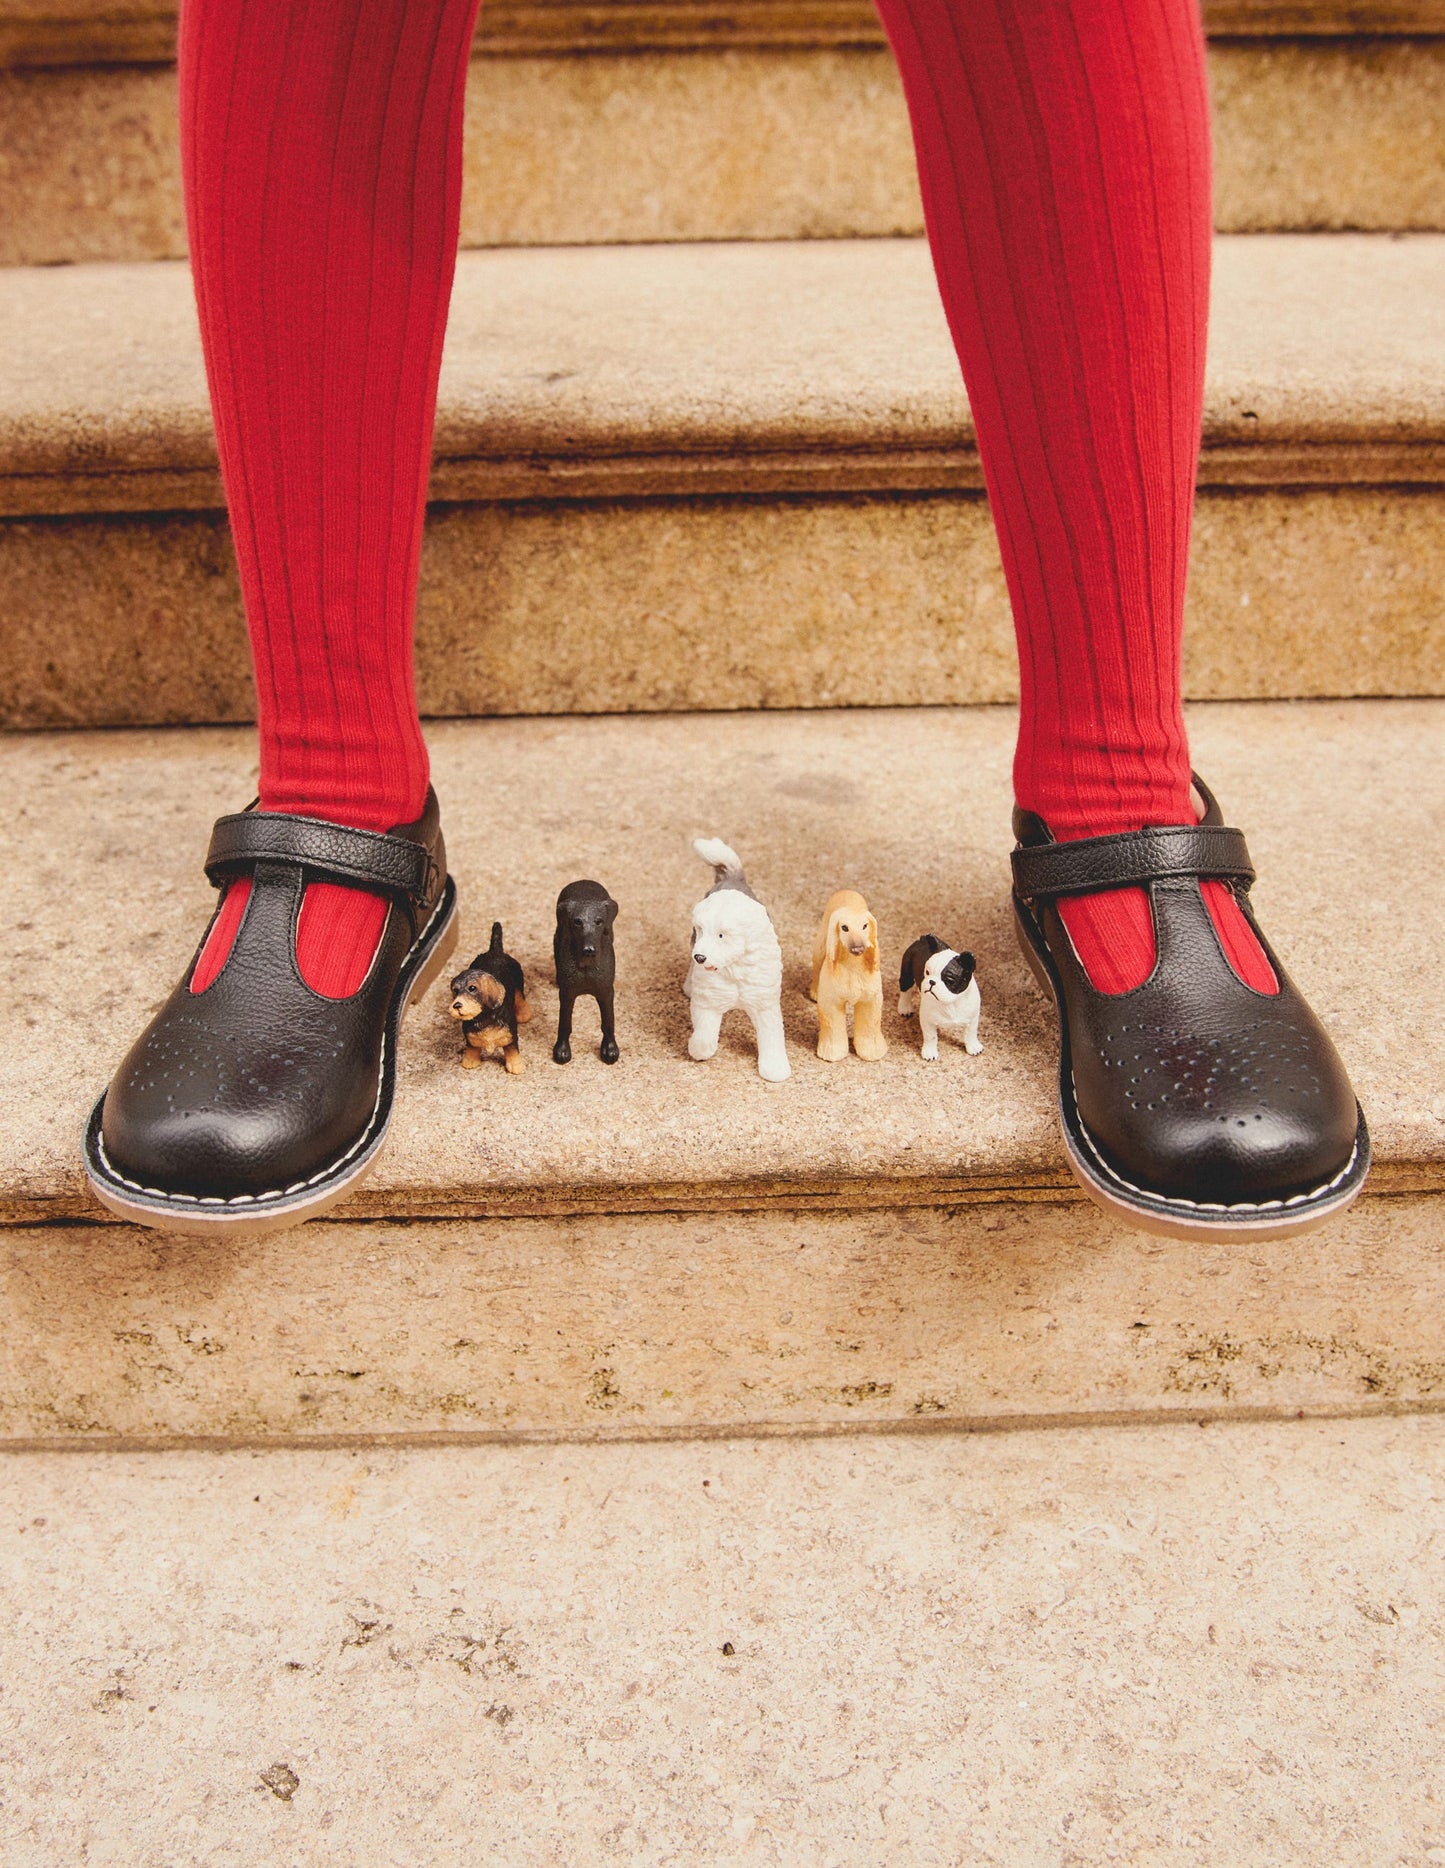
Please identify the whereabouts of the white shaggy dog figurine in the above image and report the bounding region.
[684,838,791,1082]
[916,946,983,1061]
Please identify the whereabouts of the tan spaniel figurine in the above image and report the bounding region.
[809,889,887,1063]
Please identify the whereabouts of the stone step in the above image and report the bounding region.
[8,698,1439,1225]
[1,697,1442,1442]
[3,1421,1441,1858]
[2,4,1445,264]
[3,234,1443,731]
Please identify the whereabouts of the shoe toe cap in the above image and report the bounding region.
[101,1094,341,1200]
[98,1012,371,1200]
[1103,1104,1358,1207]
[1079,1063,1362,1207]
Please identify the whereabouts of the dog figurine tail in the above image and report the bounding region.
[693,836,751,895]
[486,920,505,958]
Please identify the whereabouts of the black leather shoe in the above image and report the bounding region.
[83,791,458,1236]
[1011,779,1369,1239]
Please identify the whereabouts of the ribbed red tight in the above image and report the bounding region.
[184,0,1273,1000]
[877,0,1274,992]
[182,0,477,995]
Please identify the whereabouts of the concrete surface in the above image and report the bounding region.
[3,1195,1444,1443]
[4,41,1445,266]
[0,62,184,269]
[8,237,1445,505]
[0,699,1440,1225]
[461,50,924,250]
[2,1416,1444,1862]
[1211,39,1445,231]
[7,484,1445,730]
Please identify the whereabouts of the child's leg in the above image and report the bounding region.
[179,0,479,998]
[874,0,1274,996]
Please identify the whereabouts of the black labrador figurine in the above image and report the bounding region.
[553,879,619,1064]
[449,921,530,1073]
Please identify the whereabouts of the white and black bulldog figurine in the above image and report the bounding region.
[898,934,982,1061]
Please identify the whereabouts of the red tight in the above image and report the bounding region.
[182,0,1273,1000]
[877,0,1273,993]
[182,0,477,994]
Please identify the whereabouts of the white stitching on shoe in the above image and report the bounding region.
[90,888,451,1211]
[1069,1066,1361,1215]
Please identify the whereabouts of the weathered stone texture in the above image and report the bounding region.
[5,488,1444,730]
[4,43,1445,266]
[4,1197,1444,1443]
[2,1419,1445,1862]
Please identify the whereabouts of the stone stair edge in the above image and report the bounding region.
[3,234,1445,518]
[5,1397,1445,1454]
[5,1163,1438,1232]
[3,0,1444,71]
[4,1172,1081,1231]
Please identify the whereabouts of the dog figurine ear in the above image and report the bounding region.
[899,934,948,992]
[941,951,976,994]
[478,974,506,1007]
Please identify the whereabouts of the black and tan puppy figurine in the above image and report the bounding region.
[554,879,619,1065]
[809,888,886,1063]
[449,922,530,1073]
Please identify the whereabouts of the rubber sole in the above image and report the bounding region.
[1012,897,1371,1242]
[82,881,459,1239]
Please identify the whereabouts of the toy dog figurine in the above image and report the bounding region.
[685,838,790,1082]
[449,922,530,1073]
[910,939,982,1060]
[553,879,620,1064]
[809,888,886,1062]
[898,933,949,1018]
